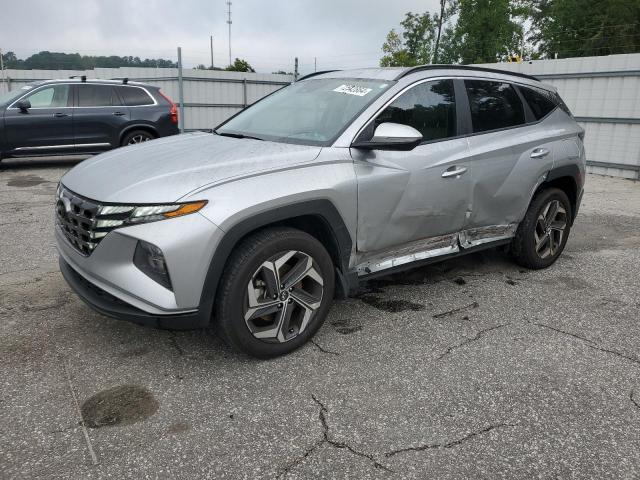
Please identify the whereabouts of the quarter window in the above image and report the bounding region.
[376,79,457,141]
[118,86,154,106]
[23,85,70,108]
[78,85,119,107]
[519,85,558,120]
[464,80,525,133]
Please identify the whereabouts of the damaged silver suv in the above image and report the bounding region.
[56,66,585,358]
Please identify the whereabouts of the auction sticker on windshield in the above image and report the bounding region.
[333,84,373,96]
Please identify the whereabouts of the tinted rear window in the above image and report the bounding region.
[78,85,120,107]
[465,80,525,133]
[519,85,558,120]
[118,87,154,106]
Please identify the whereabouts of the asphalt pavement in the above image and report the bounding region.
[1,156,639,479]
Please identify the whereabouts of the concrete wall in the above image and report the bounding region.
[478,54,640,180]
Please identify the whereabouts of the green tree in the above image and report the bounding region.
[450,0,527,64]
[1,51,178,70]
[380,2,457,67]
[529,0,640,58]
[225,58,255,72]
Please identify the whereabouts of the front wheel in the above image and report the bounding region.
[215,227,335,358]
[511,188,572,269]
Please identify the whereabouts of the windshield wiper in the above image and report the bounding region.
[214,131,264,141]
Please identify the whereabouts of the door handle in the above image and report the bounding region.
[442,166,468,178]
[113,111,126,116]
[53,112,68,118]
[530,148,550,159]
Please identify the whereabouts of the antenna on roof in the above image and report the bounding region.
[122,78,129,85]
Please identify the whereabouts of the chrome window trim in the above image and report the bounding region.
[7,82,157,109]
[345,74,558,147]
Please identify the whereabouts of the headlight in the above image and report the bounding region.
[95,200,207,228]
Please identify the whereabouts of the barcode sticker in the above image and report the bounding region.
[333,84,373,96]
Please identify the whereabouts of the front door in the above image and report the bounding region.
[352,79,471,265]
[4,84,74,154]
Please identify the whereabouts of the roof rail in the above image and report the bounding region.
[395,64,539,82]
[122,78,129,85]
[296,70,340,81]
[68,75,87,82]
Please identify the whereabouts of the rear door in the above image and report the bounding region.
[4,84,74,154]
[353,78,471,256]
[462,79,556,245]
[73,84,130,151]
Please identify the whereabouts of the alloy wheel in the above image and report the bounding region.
[534,199,567,259]
[128,134,150,145]
[244,250,324,343]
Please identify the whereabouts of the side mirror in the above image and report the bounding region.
[16,100,31,112]
[352,122,423,151]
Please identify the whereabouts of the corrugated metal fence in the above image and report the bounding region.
[2,54,639,178]
[0,67,293,133]
[480,54,640,179]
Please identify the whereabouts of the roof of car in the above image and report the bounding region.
[29,78,155,88]
[300,65,540,84]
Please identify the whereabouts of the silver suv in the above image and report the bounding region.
[56,66,585,358]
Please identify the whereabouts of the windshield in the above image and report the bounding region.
[216,78,394,146]
[0,85,34,106]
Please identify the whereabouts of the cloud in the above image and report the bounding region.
[2,0,438,73]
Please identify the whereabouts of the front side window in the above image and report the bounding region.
[519,85,558,120]
[375,79,457,142]
[118,86,154,106]
[216,78,394,146]
[23,85,70,108]
[78,85,119,107]
[465,80,525,133]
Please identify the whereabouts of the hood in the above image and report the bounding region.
[61,132,322,203]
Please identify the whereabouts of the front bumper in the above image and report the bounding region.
[60,257,208,329]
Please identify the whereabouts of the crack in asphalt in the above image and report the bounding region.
[534,323,640,367]
[437,324,509,360]
[433,301,479,319]
[385,423,517,457]
[168,332,185,356]
[276,395,392,478]
[310,339,340,356]
[631,391,640,411]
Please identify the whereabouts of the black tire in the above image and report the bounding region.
[215,227,335,358]
[121,130,155,146]
[512,187,572,269]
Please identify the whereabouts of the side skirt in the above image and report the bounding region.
[353,224,517,282]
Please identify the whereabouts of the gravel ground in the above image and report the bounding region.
[1,156,639,479]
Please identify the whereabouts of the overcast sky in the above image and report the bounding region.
[1,0,440,73]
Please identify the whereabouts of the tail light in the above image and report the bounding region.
[159,90,178,125]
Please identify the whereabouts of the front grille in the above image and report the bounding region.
[56,187,118,256]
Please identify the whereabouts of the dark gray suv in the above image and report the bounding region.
[0,78,179,161]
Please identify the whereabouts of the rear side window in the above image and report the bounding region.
[465,80,525,133]
[519,86,557,120]
[376,79,457,142]
[118,86,154,106]
[78,85,120,107]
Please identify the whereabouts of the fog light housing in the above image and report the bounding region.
[133,240,172,290]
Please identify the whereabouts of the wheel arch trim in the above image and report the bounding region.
[198,199,353,322]
[119,124,159,144]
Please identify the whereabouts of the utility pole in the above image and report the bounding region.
[210,35,215,69]
[226,1,232,67]
[314,57,317,72]
[0,48,6,94]
[177,47,185,133]
[294,57,299,82]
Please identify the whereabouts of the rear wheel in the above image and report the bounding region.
[215,227,335,358]
[512,188,572,269]
[121,130,154,146]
